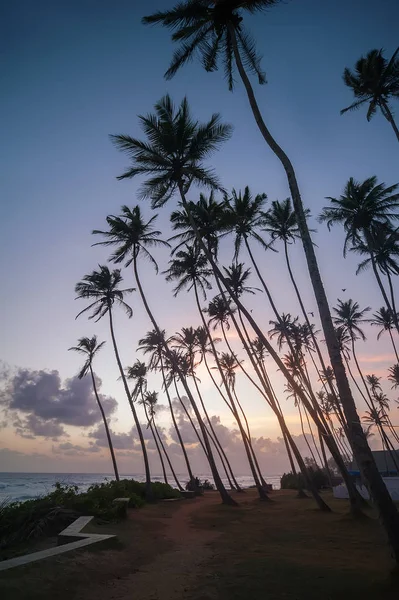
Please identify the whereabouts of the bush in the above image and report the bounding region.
[0,478,180,556]
[281,468,329,491]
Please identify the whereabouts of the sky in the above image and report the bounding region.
[1,0,398,475]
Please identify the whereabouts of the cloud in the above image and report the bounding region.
[16,414,66,439]
[1,368,118,438]
[89,425,138,450]
[52,442,101,456]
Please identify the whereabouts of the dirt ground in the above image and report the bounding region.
[1,490,398,600]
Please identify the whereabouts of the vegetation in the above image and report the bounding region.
[0,480,180,558]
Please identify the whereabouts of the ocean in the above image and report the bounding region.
[0,472,282,503]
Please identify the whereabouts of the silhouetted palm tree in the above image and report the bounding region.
[320,177,399,330]
[172,327,238,490]
[390,362,399,385]
[170,192,228,258]
[138,329,194,488]
[370,307,399,362]
[341,47,399,142]
[333,299,376,413]
[74,267,154,497]
[69,336,119,481]
[352,225,399,321]
[126,361,168,485]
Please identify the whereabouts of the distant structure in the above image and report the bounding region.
[350,450,399,477]
[334,450,399,501]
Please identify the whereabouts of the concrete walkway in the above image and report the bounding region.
[0,516,115,572]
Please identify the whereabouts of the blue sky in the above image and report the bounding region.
[1,0,398,472]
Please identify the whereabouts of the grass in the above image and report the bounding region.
[0,489,398,600]
[190,490,398,600]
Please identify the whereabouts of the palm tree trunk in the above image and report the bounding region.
[133,256,236,506]
[284,240,346,427]
[160,356,195,483]
[365,238,399,334]
[143,403,168,484]
[227,25,399,555]
[297,402,317,464]
[173,377,208,456]
[388,327,399,363]
[319,432,333,486]
[381,100,399,143]
[107,309,152,498]
[192,282,268,500]
[387,271,398,322]
[90,366,119,482]
[190,367,237,490]
[152,415,184,491]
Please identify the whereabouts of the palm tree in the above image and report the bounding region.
[164,247,267,498]
[333,299,377,413]
[320,177,399,331]
[341,47,399,142]
[138,329,193,489]
[126,360,168,486]
[262,198,335,394]
[352,225,399,321]
[142,4,399,551]
[90,202,235,508]
[69,336,119,481]
[145,389,184,491]
[223,186,269,261]
[389,364,399,390]
[366,374,399,447]
[370,307,399,362]
[170,191,228,258]
[74,266,153,499]
[171,326,238,490]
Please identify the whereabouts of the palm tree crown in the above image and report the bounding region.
[92,205,170,272]
[169,191,228,257]
[143,1,281,90]
[262,198,310,244]
[319,177,399,256]
[223,186,269,259]
[333,299,371,341]
[110,95,232,206]
[351,224,399,276]
[75,265,134,321]
[341,47,399,121]
[68,336,106,379]
[370,307,399,340]
[164,245,213,298]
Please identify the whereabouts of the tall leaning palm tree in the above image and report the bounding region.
[93,205,236,505]
[341,47,399,142]
[126,360,168,486]
[139,5,394,540]
[370,307,399,363]
[138,329,192,490]
[69,336,119,481]
[351,225,399,322]
[320,176,399,333]
[74,266,153,499]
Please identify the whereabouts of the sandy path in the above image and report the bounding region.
[79,494,221,600]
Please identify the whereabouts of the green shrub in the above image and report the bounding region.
[0,478,181,556]
[281,468,329,491]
